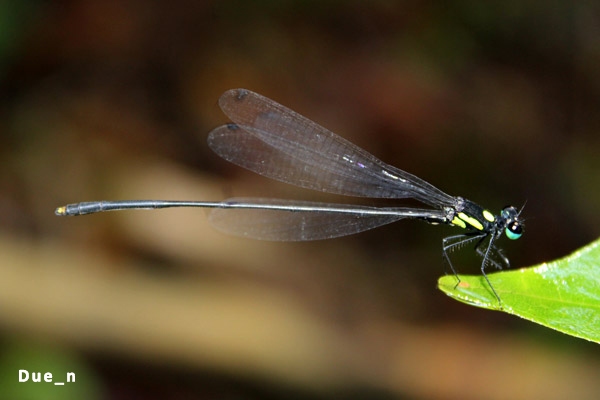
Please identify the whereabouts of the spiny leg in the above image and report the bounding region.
[479,234,503,306]
[475,242,509,270]
[442,232,487,288]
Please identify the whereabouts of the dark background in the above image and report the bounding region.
[1,1,599,399]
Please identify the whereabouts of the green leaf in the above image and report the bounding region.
[438,238,600,343]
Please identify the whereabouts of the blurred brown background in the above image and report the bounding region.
[1,1,599,399]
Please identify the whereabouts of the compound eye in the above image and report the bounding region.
[505,221,523,240]
[501,206,518,220]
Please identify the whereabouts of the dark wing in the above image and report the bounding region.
[207,89,455,208]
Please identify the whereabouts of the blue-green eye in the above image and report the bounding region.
[505,222,523,240]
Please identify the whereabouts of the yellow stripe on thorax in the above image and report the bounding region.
[482,210,495,222]
[457,212,484,231]
[451,216,467,229]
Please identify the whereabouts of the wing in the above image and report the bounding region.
[207,89,455,208]
[208,198,441,241]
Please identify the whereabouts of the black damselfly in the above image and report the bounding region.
[56,88,524,303]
